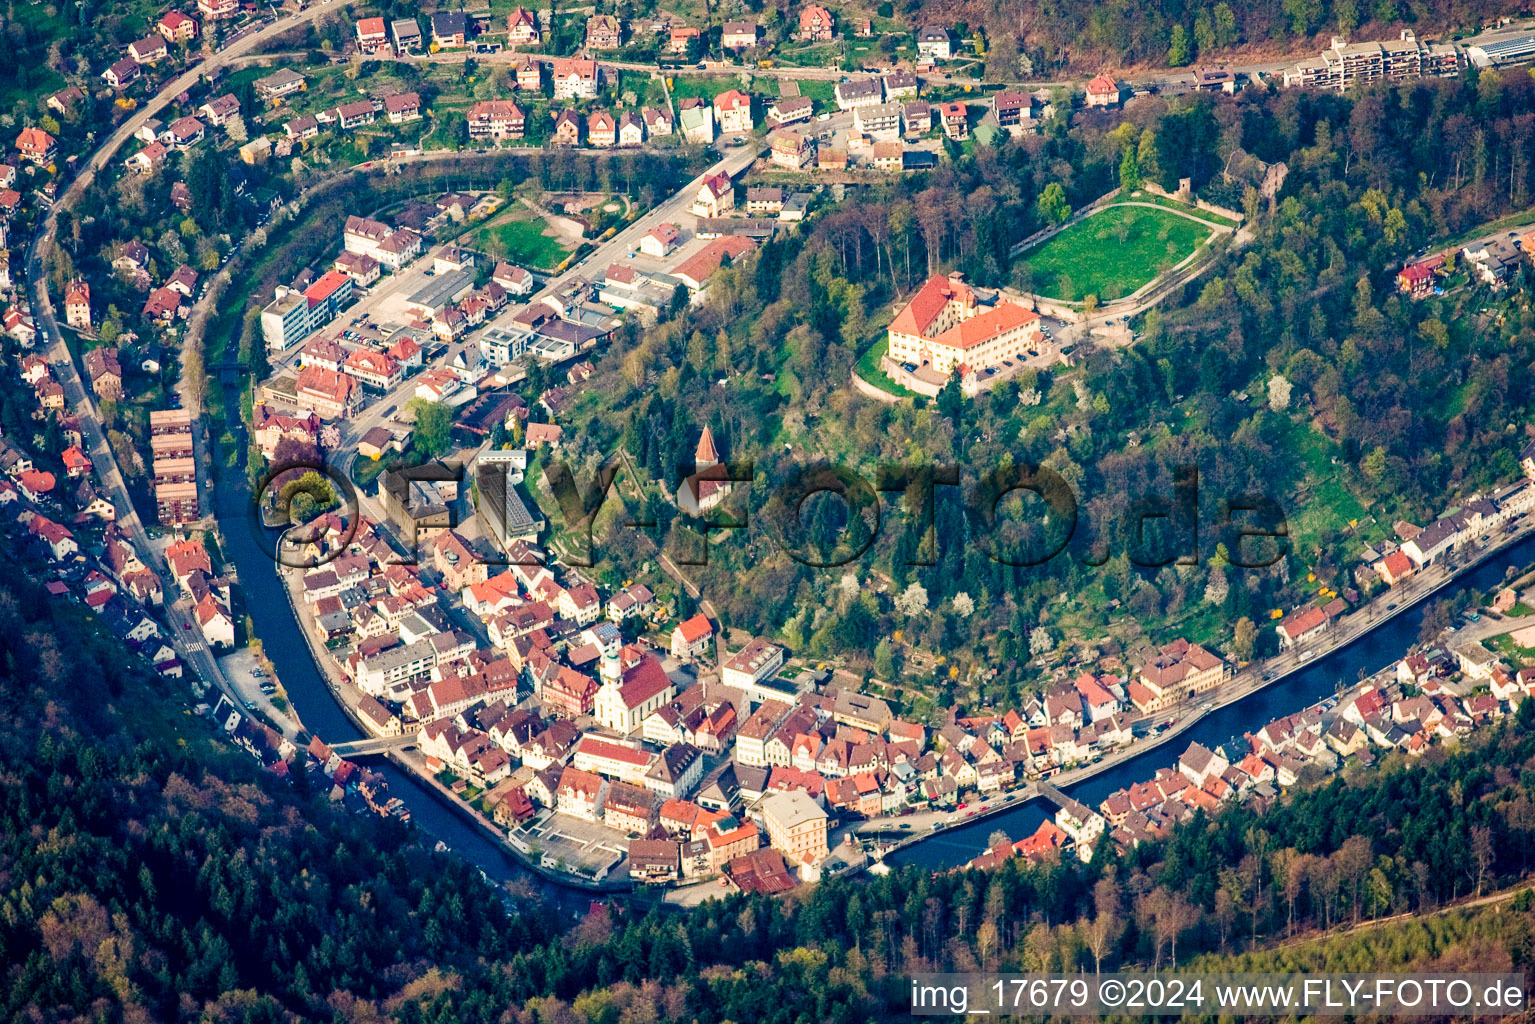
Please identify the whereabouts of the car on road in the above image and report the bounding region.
[965,810,976,817]
[956,802,967,809]
[817,112,831,121]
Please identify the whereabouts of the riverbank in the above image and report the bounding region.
[886,518,1535,869]
[274,544,636,895]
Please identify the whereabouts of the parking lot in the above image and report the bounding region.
[513,810,629,879]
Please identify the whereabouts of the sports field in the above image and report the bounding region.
[1015,203,1213,302]
[470,209,575,271]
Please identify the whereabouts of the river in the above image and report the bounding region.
[886,533,1535,872]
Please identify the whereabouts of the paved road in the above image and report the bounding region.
[23,4,358,740]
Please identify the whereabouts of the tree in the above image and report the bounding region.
[1035,183,1070,226]
[937,371,964,422]
[1167,24,1191,66]
[408,398,454,457]
[1267,373,1292,411]
[894,582,929,616]
[1232,617,1257,661]
[874,639,898,679]
[1118,144,1142,190]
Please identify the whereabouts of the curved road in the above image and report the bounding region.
[24,3,360,739]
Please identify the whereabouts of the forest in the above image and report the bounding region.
[537,67,1535,709]
[8,553,1535,1023]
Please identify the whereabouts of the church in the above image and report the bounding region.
[676,426,733,517]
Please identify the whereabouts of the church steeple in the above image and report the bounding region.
[695,425,720,466]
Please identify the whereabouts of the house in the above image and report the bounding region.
[870,141,904,172]
[882,70,918,100]
[492,262,533,294]
[391,18,423,54]
[671,613,714,659]
[551,58,600,99]
[767,129,815,170]
[84,347,123,399]
[722,21,759,49]
[334,100,376,130]
[255,69,306,100]
[47,86,85,115]
[835,78,883,111]
[158,10,198,42]
[1085,74,1121,107]
[585,14,621,49]
[587,109,617,147]
[915,24,952,59]
[768,96,814,127]
[937,101,968,139]
[552,109,583,146]
[555,765,606,821]
[197,0,237,18]
[507,7,539,44]
[746,186,785,214]
[642,106,672,136]
[1126,638,1228,713]
[63,280,90,330]
[166,116,205,149]
[617,109,645,146]
[1276,602,1341,649]
[16,128,56,165]
[641,222,680,258]
[1396,258,1443,298]
[199,94,240,126]
[104,57,141,89]
[678,98,714,143]
[668,25,700,53]
[431,11,468,48]
[854,101,901,141]
[385,92,422,123]
[714,90,753,134]
[797,5,834,41]
[691,173,735,218]
[129,35,169,64]
[512,57,542,91]
[355,16,388,52]
[467,100,525,141]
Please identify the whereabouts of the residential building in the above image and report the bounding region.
[641,222,680,257]
[585,14,621,49]
[768,96,814,126]
[722,21,759,49]
[797,5,834,41]
[507,7,538,44]
[63,280,90,330]
[467,100,526,141]
[760,789,829,865]
[587,109,616,147]
[431,11,468,48]
[158,11,198,43]
[937,101,968,139]
[691,172,735,218]
[835,77,883,111]
[551,58,599,99]
[1282,31,1461,90]
[391,18,422,54]
[129,35,169,63]
[255,69,305,100]
[16,127,56,165]
[715,90,753,133]
[767,132,816,170]
[671,613,714,659]
[721,636,784,695]
[915,24,951,59]
[355,16,388,52]
[1084,74,1121,107]
[853,101,901,141]
[1127,639,1228,713]
[385,92,422,123]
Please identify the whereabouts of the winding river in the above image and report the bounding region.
[886,533,1535,871]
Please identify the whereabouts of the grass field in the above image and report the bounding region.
[470,208,574,271]
[1015,204,1212,302]
[854,335,916,397]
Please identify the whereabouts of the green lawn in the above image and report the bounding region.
[470,208,575,271]
[1015,204,1212,302]
[854,335,916,398]
[1125,190,1239,228]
